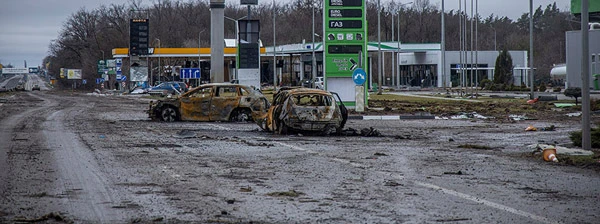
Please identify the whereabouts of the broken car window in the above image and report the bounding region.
[190,87,212,98]
[217,86,238,97]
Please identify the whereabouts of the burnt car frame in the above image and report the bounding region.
[254,87,348,134]
[148,83,269,122]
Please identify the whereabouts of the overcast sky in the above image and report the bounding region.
[0,0,570,68]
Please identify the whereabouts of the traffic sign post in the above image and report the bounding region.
[179,68,201,79]
[324,0,368,108]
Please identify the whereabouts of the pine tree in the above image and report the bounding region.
[494,49,513,85]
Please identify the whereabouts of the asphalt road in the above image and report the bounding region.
[0,85,599,223]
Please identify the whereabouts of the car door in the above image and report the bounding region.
[209,85,240,121]
[179,86,213,121]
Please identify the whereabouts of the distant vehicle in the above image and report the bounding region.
[147,81,188,96]
[314,77,324,89]
[300,77,324,89]
[32,84,40,91]
[147,83,269,122]
[28,67,39,74]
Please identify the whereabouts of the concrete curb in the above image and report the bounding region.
[348,115,436,120]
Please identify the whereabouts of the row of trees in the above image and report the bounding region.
[44,0,579,88]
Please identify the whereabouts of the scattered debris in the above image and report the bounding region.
[240,186,253,192]
[566,112,582,117]
[435,218,472,222]
[531,144,593,156]
[527,98,539,104]
[266,190,305,197]
[394,135,413,139]
[540,125,556,131]
[443,171,464,175]
[384,180,403,186]
[543,148,559,162]
[226,198,236,204]
[525,125,537,131]
[337,127,382,137]
[510,114,536,121]
[374,152,389,156]
[174,130,197,139]
[360,127,382,137]
[13,212,71,223]
[450,112,490,120]
[554,103,576,108]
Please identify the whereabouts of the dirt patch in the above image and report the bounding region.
[366,98,596,123]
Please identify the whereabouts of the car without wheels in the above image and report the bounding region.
[254,87,348,135]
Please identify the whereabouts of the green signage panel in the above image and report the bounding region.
[324,0,367,78]
[571,0,600,14]
[324,0,368,104]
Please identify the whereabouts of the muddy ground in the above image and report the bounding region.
[1,87,599,223]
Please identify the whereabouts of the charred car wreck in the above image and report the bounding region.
[255,87,348,135]
[148,83,270,122]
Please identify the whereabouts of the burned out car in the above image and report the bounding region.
[148,83,269,122]
[254,87,348,134]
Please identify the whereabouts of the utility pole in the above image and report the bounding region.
[581,0,591,150]
[529,0,535,99]
[441,0,446,89]
[377,0,382,94]
[273,0,277,88]
[312,0,316,85]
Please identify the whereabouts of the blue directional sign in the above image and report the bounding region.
[180,68,201,79]
[96,78,105,84]
[352,68,366,85]
[120,75,127,82]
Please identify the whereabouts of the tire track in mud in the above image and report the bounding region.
[40,93,129,222]
[0,93,59,215]
[0,92,128,222]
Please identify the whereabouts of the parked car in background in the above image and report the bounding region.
[254,87,348,135]
[147,81,188,97]
[32,84,40,91]
[314,77,324,89]
[148,83,270,122]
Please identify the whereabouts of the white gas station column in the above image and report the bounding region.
[210,0,225,83]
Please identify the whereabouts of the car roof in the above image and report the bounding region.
[283,87,332,96]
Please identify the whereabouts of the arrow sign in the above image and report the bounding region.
[352,68,366,85]
[180,68,200,79]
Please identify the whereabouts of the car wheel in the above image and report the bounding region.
[161,107,178,122]
[230,108,251,122]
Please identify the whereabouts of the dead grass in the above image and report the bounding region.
[366,93,582,121]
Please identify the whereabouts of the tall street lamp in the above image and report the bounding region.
[155,38,160,85]
[377,0,382,94]
[225,15,247,82]
[395,1,413,87]
[529,0,534,99]
[273,0,277,87]
[312,0,317,85]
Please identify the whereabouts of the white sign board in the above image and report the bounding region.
[238,69,260,89]
[2,68,28,74]
[67,69,82,79]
